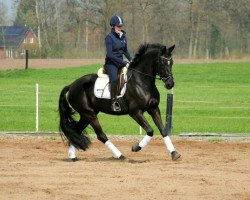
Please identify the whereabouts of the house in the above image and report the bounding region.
[0,26,40,59]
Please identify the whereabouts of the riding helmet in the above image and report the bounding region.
[109,15,124,27]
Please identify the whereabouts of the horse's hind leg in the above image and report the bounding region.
[85,113,125,160]
[75,117,89,133]
[68,116,89,161]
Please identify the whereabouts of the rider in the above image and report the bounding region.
[104,15,132,112]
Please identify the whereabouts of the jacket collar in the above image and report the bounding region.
[111,29,126,39]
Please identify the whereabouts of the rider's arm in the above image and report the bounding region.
[105,36,128,66]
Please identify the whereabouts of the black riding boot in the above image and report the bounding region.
[111,83,121,112]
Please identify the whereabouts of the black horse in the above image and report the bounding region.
[59,43,181,161]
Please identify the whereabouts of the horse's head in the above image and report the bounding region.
[156,44,175,89]
[129,43,175,89]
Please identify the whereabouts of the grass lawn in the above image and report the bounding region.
[0,62,250,135]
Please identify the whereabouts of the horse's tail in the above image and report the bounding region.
[58,85,90,151]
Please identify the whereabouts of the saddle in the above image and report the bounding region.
[94,67,128,99]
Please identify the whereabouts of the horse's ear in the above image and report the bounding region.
[161,46,167,54]
[168,44,175,53]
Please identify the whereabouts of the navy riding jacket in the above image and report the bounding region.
[105,29,132,68]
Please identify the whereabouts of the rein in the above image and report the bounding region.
[128,67,162,80]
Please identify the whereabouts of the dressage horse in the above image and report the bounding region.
[58,43,181,161]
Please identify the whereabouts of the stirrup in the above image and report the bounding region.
[111,101,121,112]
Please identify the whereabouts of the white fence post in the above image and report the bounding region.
[36,83,39,133]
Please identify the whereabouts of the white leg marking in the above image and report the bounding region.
[163,136,175,153]
[68,143,77,159]
[105,140,122,158]
[139,135,152,148]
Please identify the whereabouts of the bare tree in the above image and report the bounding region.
[0,2,7,25]
[222,0,250,53]
[0,2,7,53]
[35,0,41,50]
[12,0,250,58]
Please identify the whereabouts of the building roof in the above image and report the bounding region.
[0,26,31,48]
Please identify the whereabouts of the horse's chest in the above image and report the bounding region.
[128,85,159,109]
[139,92,159,107]
[148,98,159,107]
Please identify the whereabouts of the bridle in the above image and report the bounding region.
[155,56,173,81]
[160,56,172,65]
[128,55,173,81]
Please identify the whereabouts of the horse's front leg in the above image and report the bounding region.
[148,107,181,161]
[130,110,154,152]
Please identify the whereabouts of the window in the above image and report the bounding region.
[30,38,34,43]
[23,38,27,43]
[6,50,13,58]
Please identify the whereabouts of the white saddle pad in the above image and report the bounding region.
[94,76,127,99]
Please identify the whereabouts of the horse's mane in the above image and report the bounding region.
[129,43,164,68]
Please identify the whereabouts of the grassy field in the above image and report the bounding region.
[0,62,250,135]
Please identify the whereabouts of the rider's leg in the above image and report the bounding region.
[110,82,121,111]
[104,64,121,112]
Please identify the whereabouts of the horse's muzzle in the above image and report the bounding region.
[164,77,174,89]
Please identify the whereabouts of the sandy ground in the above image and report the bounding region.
[0,134,249,200]
[1,58,250,70]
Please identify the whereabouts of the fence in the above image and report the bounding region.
[0,82,249,134]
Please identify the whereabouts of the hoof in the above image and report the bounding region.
[119,155,126,160]
[171,151,181,161]
[131,143,142,152]
[71,157,78,162]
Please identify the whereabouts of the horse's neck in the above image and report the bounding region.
[130,60,156,87]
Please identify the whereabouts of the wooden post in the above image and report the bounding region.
[36,83,39,133]
[25,50,29,69]
[166,89,174,135]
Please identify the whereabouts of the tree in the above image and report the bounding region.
[11,0,250,58]
[14,0,37,29]
[210,24,222,58]
[0,2,7,52]
[222,0,250,53]
[137,0,153,43]
[0,2,7,26]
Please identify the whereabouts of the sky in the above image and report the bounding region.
[0,0,17,24]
